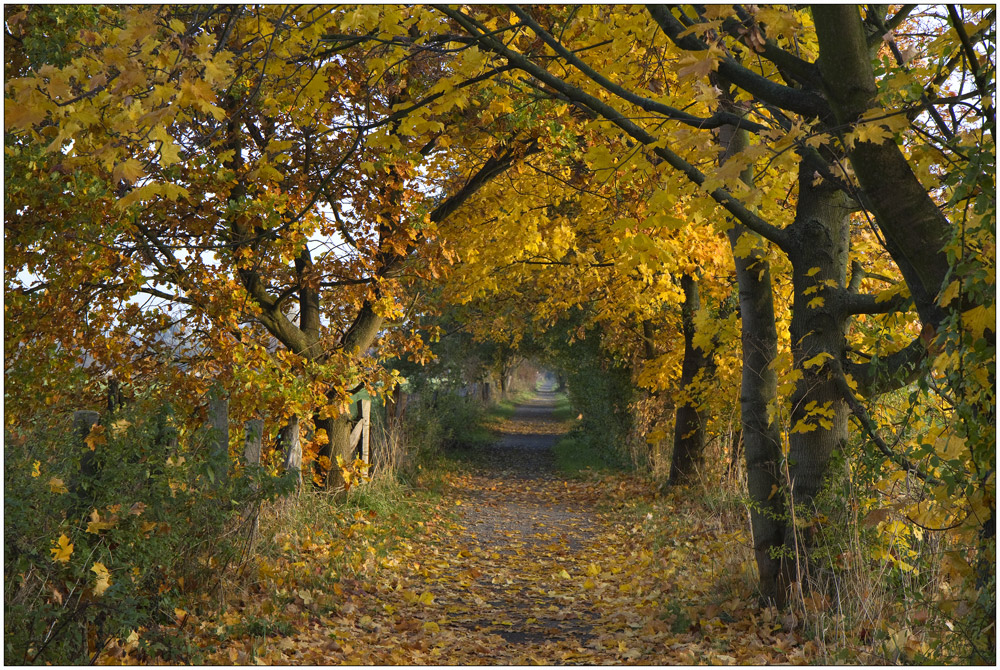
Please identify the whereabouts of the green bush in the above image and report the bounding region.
[4,403,294,665]
[405,391,495,458]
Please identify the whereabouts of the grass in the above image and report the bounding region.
[552,434,626,476]
[550,394,576,422]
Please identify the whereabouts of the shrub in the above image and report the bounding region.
[4,402,294,665]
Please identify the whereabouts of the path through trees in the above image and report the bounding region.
[187,391,847,665]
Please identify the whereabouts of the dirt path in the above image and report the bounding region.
[312,390,664,664]
[229,392,791,665]
[446,390,604,655]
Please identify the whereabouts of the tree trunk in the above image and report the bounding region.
[812,4,951,330]
[780,160,854,596]
[319,300,386,488]
[718,119,786,605]
[669,274,713,485]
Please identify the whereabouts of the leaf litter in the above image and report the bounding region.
[105,393,841,665]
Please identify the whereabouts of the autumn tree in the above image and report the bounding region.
[439,4,994,614]
[5,5,537,486]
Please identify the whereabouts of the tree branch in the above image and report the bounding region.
[440,6,791,248]
[646,5,831,120]
[830,357,943,485]
[510,6,769,134]
[845,336,926,396]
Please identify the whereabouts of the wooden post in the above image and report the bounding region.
[205,385,229,485]
[243,419,263,467]
[154,403,179,450]
[242,418,264,550]
[361,398,371,465]
[71,410,101,513]
[280,416,302,492]
[106,377,126,414]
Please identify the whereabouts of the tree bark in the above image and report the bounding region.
[317,300,385,488]
[718,118,786,606]
[812,4,952,330]
[669,274,713,485]
[780,161,854,594]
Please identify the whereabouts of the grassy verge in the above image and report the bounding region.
[551,393,576,422]
[553,434,618,476]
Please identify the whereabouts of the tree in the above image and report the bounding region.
[439,4,994,609]
[5,5,535,486]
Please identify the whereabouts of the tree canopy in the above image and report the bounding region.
[5,3,995,656]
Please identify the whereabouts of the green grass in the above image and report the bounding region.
[552,434,623,476]
[551,394,576,422]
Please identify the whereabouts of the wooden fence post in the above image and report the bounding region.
[71,410,101,514]
[243,419,263,467]
[242,418,264,549]
[280,416,302,492]
[361,398,371,465]
[205,385,229,486]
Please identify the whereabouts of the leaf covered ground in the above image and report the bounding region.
[101,393,897,665]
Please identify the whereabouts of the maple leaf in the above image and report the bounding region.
[91,562,112,596]
[112,158,145,185]
[86,509,118,534]
[84,424,106,450]
[801,352,833,369]
[48,477,68,494]
[51,534,73,563]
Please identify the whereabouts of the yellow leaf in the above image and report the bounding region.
[677,50,720,79]
[583,578,596,590]
[51,534,73,563]
[844,373,859,392]
[585,563,601,577]
[91,562,111,596]
[86,509,117,534]
[807,296,825,309]
[422,621,440,634]
[48,477,68,494]
[805,267,821,277]
[112,158,145,185]
[31,461,41,477]
[802,352,833,369]
[84,424,105,450]
[961,304,994,340]
[938,280,960,307]
[790,419,818,434]
[418,591,435,606]
[558,568,571,580]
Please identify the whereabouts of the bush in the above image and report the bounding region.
[4,402,294,665]
[404,391,494,459]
